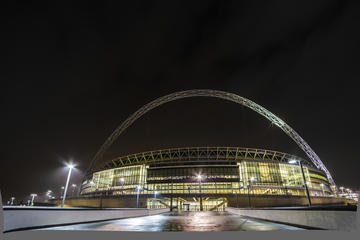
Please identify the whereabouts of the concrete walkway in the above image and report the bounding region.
[39,211,304,231]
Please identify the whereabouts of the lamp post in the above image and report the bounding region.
[247,177,256,208]
[71,184,77,197]
[61,164,75,208]
[136,185,142,208]
[60,186,65,199]
[154,191,158,209]
[289,159,312,207]
[170,176,174,212]
[197,175,203,211]
[320,184,325,196]
[233,192,239,208]
[10,197,15,205]
[30,194,37,206]
[119,178,125,194]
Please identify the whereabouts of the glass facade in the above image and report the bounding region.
[81,165,146,195]
[81,160,331,197]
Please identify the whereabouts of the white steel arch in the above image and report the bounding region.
[87,89,335,185]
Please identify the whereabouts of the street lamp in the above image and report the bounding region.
[71,184,77,197]
[30,194,37,206]
[60,186,65,199]
[10,197,15,205]
[136,185,142,208]
[119,178,125,194]
[233,192,239,208]
[288,159,312,207]
[247,177,256,208]
[61,164,75,208]
[320,184,325,196]
[154,191,159,209]
[197,175,203,211]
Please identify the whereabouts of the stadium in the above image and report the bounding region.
[76,146,350,210]
[62,90,354,210]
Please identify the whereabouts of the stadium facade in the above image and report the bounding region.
[69,90,356,210]
[79,147,342,210]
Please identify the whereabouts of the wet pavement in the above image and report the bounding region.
[39,211,304,232]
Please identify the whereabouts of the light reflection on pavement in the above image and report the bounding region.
[40,211,304,232]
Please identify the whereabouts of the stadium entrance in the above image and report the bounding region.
[147,197,227,211]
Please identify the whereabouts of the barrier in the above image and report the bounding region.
[2,206,169,233]
[227,207,358,231]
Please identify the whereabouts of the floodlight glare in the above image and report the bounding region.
[288,159,298,164]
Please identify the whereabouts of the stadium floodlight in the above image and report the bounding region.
[288,159,299,164]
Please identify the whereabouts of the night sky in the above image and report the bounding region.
[2,0,360,204]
